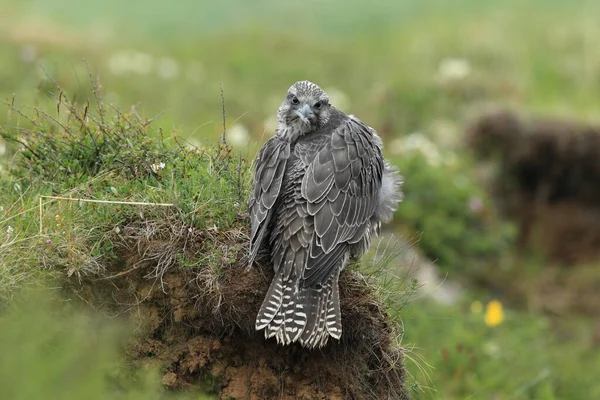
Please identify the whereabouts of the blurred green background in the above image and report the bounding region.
[1,0,600,399]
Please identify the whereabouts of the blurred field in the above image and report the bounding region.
[0,291,210,400]
[1,0,600,399]
[2,0,600,137]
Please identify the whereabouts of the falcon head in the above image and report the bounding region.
[277,80,332,140]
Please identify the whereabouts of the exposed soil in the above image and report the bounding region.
[73,219,410,400]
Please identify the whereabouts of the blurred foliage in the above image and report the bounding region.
[402,299,600,400]
[0,290,212,400]
[1,0,599,141]
[392,150,516,275]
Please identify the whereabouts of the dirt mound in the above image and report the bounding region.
[467,109,600,264]
[73,219,410,400]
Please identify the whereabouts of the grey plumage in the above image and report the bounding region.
[248,81,402,348]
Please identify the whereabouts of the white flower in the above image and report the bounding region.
[6,226,14,237]
[129,51,153,75]
[437,58,471,82]
[263,116,278,133]
[20,45,37,63]
[108,50,154,76]
[423,149,441,166]
[482,341,501,358]
[430,119,459,148]
[151,162,166,173]
[108,52,128,76]
[394,132,442,166]
[403,132,429,151]
[227,124,250,147]
[156,57,180,80]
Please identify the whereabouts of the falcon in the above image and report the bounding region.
[248,80,403,348]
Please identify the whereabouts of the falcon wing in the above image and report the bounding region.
[299,117,384,287]
[248,136,291,266]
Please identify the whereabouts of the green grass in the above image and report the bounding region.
[0,90,249,298]
[1,0,600,399]
[402,299,600,399]
[0,290,212,400]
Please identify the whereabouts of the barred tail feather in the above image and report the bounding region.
[255,271,284,330]
[256,270,342,349]
[298,285,326,348]
[325,269,342,339]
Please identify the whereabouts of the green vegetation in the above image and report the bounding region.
[0,291,211,400]
[0,85,248,300]
[403,299,600,400]
[1,0,600,399]
[392,150,515,276]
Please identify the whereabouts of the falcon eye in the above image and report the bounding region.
[291,96,299,105]
[314,102,322,109]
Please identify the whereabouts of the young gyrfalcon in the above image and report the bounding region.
[248,80,403,349]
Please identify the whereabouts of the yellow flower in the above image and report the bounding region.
[484,300,504,327]
[470,301,483,314]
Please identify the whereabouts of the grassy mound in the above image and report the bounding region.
[77,217,408,399]
[0,82,411,399]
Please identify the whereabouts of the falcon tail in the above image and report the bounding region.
[255,270,342,349]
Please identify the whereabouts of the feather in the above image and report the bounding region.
[255,271,284,330]
[247,138,291,267]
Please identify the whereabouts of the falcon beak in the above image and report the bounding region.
[295,104,312,123]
